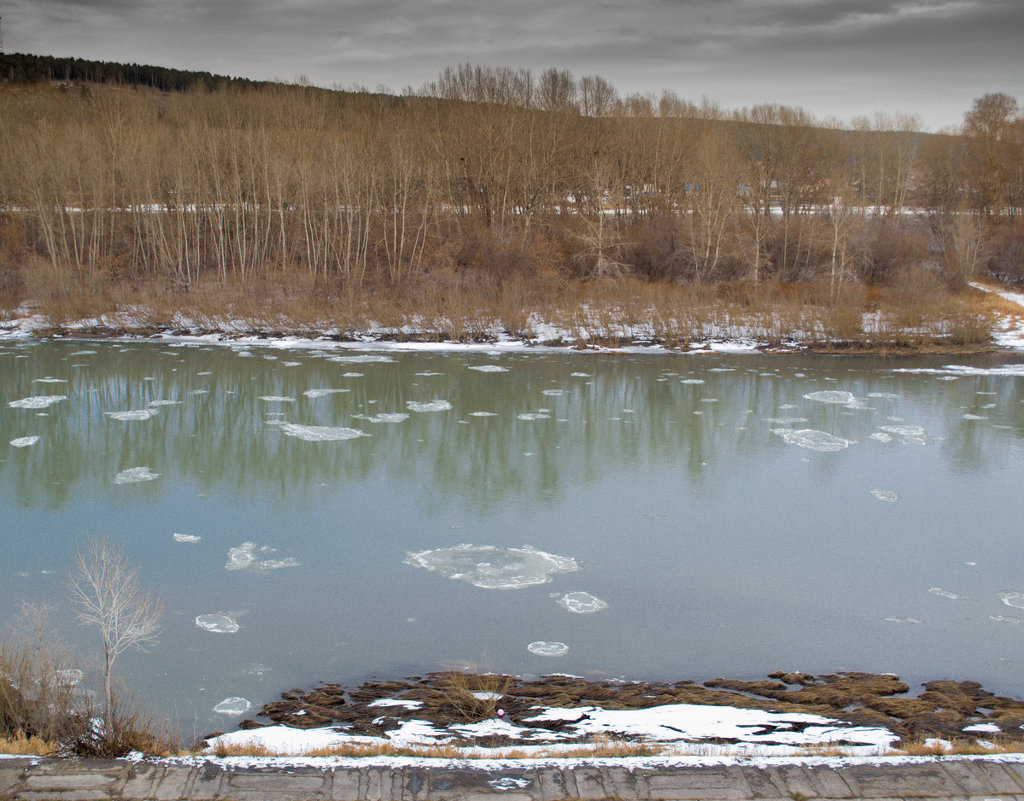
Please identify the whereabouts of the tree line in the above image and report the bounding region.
[0,62,1021,304]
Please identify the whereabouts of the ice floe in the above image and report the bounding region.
[147,399,181,407]
[406,400,453,412]
[999,591,1024,609]
[962,413,988,420]
[680,378,705,384]
[106,409,159,421]
[195,614,240,634]
[354,412,410,423]
[9,436,39,447]
[226,542,300,573]
[990,615,1022,624]
[517,412,551,420]
[527,641,569,657]
[259,396,295,403]
[469,411,498,417]
[277,423,369,442]
[114,466,159,484]
[877,424,928,445]
[214,697,252,715]
[554,591,609,614]
[804,390,856,404]
[541,389,565,396]
[885,617,922,624]
[404,544,580,589]
[173,533,201,543]
[570,372,591,377]
[468,365,509,372]
[870,490,899,502]
[31,377,67,383]
[328,354,396,363]
[870,432,893,443]
[771,428,853,452]
[302,388,350,398]
[928,587,963,600]
[8,395,67,409]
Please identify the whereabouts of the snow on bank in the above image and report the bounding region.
[205,701,899,760]
[971,281,1024,349]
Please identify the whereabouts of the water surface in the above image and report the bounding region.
[2,339,1023,734]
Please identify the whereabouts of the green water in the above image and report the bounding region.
[2,339,1024,734]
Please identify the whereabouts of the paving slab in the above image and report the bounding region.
[5,755,1024,801]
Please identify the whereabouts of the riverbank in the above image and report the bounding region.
[2,277,1023,354]
[199,671,1024,760]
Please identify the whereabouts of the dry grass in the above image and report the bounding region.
[5,257,1005,353]
[888,738,1024,756]
[207,736,662,760]
[0,733,62,755]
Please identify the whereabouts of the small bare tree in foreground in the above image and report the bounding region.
[67,537,162,729]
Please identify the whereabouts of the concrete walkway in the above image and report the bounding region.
[4,755,1024,801]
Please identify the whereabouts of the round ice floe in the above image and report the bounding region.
[555,591,609,615]
[10,436,39,448]
[106,409,159,421]
[468,365,508,373]
[999,591,1024,610]
[406,400,453,413]
[404,544,579,589]
[528,641,569,657]
[680,379,705,385]
[173,533,201,543]
[114,466,159,484]
[469,411,498,417]
[570,372,592,378]
[366,413,410,423]
[541,389,565,396]
[303,388,350,398]
[928,587,963,600]
[518,412,551,421]
[278,423,368,442]
[8,395,67,409]
[213,697,252,715]
[771,428,853,452]
[195,614,239,634]
[870,490,899,503]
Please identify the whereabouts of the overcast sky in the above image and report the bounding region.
[4,0,1022,131]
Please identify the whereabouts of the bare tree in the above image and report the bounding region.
[67,538,162,728]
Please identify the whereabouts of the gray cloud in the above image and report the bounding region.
[5,0,1021,129]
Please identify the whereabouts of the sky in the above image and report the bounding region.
[4,0,1022,132]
